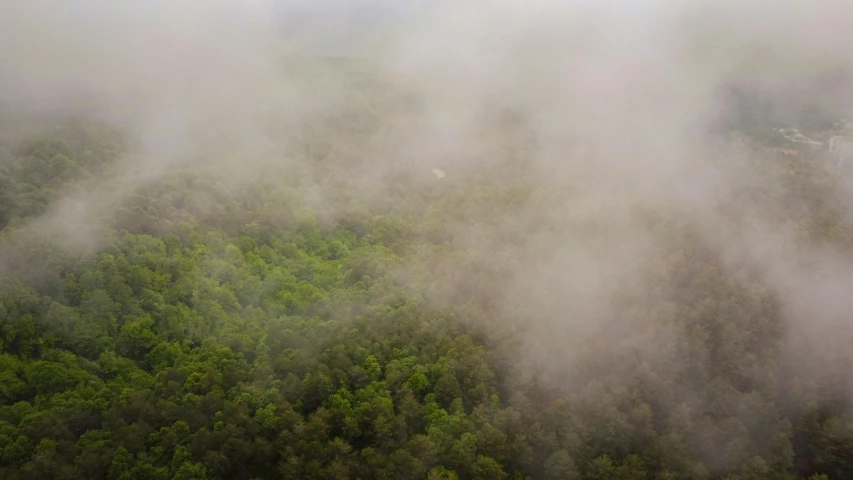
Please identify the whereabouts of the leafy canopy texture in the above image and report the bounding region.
[1,96,853,480]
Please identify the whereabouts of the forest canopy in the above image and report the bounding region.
[3,1,853,480]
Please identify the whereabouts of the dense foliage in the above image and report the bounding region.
[1,94,853,480]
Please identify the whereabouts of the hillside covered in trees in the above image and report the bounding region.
[2,63,853,480]
[4,2,853,480]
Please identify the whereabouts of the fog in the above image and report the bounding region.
[3,0,853,474]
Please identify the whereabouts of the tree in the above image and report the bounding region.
[544,450,580,480]
[470,455,508,480]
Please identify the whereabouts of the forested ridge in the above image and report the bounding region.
[2,60,853,480]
